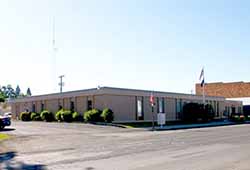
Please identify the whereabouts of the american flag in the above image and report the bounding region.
[199,68,205,87]
[150,92,154,106]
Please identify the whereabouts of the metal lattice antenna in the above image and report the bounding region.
[53,16,56,52]
[52,16,57,92]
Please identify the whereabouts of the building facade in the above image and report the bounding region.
[196,81,250,105]
[10,87,242,122]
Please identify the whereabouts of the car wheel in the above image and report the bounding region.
[0,125,4,130]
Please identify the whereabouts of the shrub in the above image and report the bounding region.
[55,109,64,122]
[40,110,54,122]
[182,103,215,122]
[101,108,114,123]
[61,110,73,122]
[20,112,31,121]
[204,104,215,121]
[30,112,41,121]
[72,111,82,122]
[84,109,103,122]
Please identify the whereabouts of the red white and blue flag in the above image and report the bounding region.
[199,68,205,87]
[150,92,154,106]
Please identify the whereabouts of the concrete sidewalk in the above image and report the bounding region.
[153,120,239,131]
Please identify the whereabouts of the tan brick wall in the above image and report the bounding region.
[58,99,63,108]
[103,95,136,122]
[63,98,70,110]
[75,96,87,114]
[94,95,106,110]
[45,99,58,113]
[165,98,176,121]
[196,82,250,98]
[36,101,41,113]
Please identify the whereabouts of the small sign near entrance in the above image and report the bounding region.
[157,113,166,127]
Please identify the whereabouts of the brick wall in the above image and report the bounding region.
[196,82,250,98]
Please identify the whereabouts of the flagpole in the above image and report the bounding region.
[203,82,205,104]
[202,68,205,105]
[150,92,155,131]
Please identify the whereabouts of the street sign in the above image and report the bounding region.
[157,113,166,127]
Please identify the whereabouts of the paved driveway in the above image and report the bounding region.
[1,121,250,170]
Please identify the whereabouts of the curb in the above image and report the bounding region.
[153,122,243,131]
[88,122,129,128]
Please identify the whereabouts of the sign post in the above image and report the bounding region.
[157,113,166,128]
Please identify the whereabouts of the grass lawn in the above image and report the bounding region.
[0,133,9,141]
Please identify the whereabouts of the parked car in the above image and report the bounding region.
[4,112,12,118]
[0,113,11,130]
[243,105,250,121]
[230,113,245,122]
[244,114,250,121]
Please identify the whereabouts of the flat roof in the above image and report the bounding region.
[196,81,250,85]
[10,86,226,103]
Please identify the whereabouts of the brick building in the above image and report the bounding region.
[196,81,250,105]
[10,86,242,122]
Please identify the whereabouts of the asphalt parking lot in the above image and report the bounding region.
[1,121,250,170]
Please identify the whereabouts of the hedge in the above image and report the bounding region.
[55,109,82,122]
[40,110,54,122]
[55,109,64,122]
[61,110,72,122]
[182,103,215,122]
[101,108,114,123]
[30,112,41,121]
[72,111,82,122]
[84,109,103,122]
[20,112,31,121]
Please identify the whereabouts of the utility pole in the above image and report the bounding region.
[58,75,65,93]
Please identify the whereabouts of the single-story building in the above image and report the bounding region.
[9,86,242,122]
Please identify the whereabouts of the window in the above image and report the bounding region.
[238,106,242,113]
[217,102,220,117]
[158,98,165,113]
[87,100,92,110]
[32,103,36,113]
[58,104,63,110]
[41,103,44,111]
[176,99,182,119]
[213,101,217,115]
[136,98,144,120]
[227,106,230,114]
[70,101,75,111]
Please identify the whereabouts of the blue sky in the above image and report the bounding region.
[0,0,249,95]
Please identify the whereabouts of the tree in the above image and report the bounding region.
[16,85,21,96]
[26,87,32,96]
[5,85,16,99]
[1,86,7,97]
[0,92,5,102]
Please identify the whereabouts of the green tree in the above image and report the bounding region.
[26,87,32,96]
[16,85,21,96]
[6,85,16,98]
[0,92,5,103]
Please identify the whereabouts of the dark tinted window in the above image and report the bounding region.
[70,101,74,111]
[87,100,92,110]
